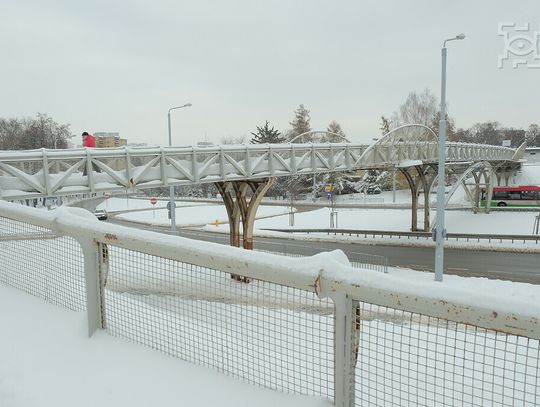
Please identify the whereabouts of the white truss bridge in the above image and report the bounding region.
[0,125,524,200]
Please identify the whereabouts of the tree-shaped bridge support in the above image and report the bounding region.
[215,178,274,282]
[399,165,437,232]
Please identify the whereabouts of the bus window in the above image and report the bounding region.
[509,192,521,200]
[493,191,510,200]
[521,191,538,200]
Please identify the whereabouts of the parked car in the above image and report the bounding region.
[366,185,382,195]
[93,209,108,221]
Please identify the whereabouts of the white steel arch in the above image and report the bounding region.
[289,131,351,143]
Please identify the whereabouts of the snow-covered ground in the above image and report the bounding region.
[252,207,538,234]
[97,197,206,212]
[115,203,292,227]
[2,238,539,406]
[104,199,538,236]
[96,163,540,234]
[0,284,328,407]
[2,158,540,406]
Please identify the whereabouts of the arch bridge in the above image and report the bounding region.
[0,125,525,247]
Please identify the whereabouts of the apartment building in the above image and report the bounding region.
[94,132,127,148]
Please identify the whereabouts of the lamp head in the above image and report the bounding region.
[456,33,466,40]
[184,103,193,107]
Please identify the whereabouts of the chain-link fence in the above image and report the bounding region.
[0,216,85,311]
[352,301,540,406]
[102,246,334,397]
[0,202,539,406]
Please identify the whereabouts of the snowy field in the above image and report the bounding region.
[5,165,536,405]
[0,284,328,407]
[97,197,206,212]
[2,238,539,406]
[94,163,540,234]
[253,207,538,234]
[106,199,538,236]
[115,202,292,226]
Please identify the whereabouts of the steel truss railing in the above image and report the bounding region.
[0,141,516,199]
[0,200,538,406]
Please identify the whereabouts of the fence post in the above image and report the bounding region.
[333,293,356,407]
[81,239,105,337]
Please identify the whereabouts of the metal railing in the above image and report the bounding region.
[255,248,388,273]
[0,200,538,406]
[0,140,517,200]
[264,228,540,244]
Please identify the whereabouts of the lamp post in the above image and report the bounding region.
[434,33,465,282]
[167,103,192,233]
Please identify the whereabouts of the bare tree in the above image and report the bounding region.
[501,128,526,147]
[430,112,456,140]
[398,88,438,126]
[0,113,71,150]
[220,134,246,144]
[525,124,540,147]
[469,122,502,145]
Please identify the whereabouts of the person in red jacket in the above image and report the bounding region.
[82,131,96,147]
[82,131,100,175]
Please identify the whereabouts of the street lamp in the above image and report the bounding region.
[167,103,192,233]
[434,33,465,282]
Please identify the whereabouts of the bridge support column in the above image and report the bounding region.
[215,178,274,281]
[471,172,481,213]
[400,165,435,232]
[400,168,419,231]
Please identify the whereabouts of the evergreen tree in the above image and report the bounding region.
[380,116,391,136]
[324,121,347,142]
[250,121,284,144]
[288,104,311,142]
[281,105,313,197]
[362,169,382,194]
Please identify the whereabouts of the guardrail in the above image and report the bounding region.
[255,248,388,273]
[263,228,540,244]
[1,201,539,406]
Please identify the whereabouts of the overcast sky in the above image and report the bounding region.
[2,0,539,146]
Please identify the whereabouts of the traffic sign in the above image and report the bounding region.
[150,197,158,205]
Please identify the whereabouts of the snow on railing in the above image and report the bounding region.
[0,200,538,406]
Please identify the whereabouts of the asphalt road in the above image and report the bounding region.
[108,216,540,284]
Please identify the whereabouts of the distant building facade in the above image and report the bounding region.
[525,147,540,164]
[94,132,127,148]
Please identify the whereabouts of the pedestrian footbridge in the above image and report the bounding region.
[0,124,526,242]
